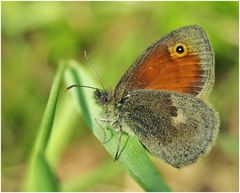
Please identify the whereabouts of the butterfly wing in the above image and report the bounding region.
[115,25,214,100]
[121,89,219,168]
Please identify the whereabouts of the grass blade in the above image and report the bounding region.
[24,62,66,191]
[64,60,171,192]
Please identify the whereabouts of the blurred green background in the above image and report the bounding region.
[2,2,239,191]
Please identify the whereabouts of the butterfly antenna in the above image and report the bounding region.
[65,84,98,91]
[84,50,106,92]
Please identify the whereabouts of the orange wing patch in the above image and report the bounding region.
[127,44,205,95]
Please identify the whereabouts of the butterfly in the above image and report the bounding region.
[69,25,219,168]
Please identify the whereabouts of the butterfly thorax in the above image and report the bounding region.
[94,88,133,132]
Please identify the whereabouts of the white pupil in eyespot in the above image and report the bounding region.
[176,45,184,54]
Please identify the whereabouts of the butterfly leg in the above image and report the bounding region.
[95,118,113,144]
[114,125,124,161]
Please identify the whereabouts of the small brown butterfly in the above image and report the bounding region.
[68,25,219,168]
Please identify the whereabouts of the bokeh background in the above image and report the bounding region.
[2,2,239,191]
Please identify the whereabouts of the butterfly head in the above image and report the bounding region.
[94,89,112,106]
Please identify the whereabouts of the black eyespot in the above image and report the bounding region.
[176,45,185,54]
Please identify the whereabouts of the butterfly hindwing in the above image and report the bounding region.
[121,89,219,168]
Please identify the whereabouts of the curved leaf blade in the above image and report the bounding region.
[64,61,171,192]
[24,62,66,191]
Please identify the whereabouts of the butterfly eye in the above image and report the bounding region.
[174,43,187,57]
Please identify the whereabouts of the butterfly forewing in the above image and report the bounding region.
[114,25,214,100]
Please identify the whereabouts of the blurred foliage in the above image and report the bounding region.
[1,1,239,192]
